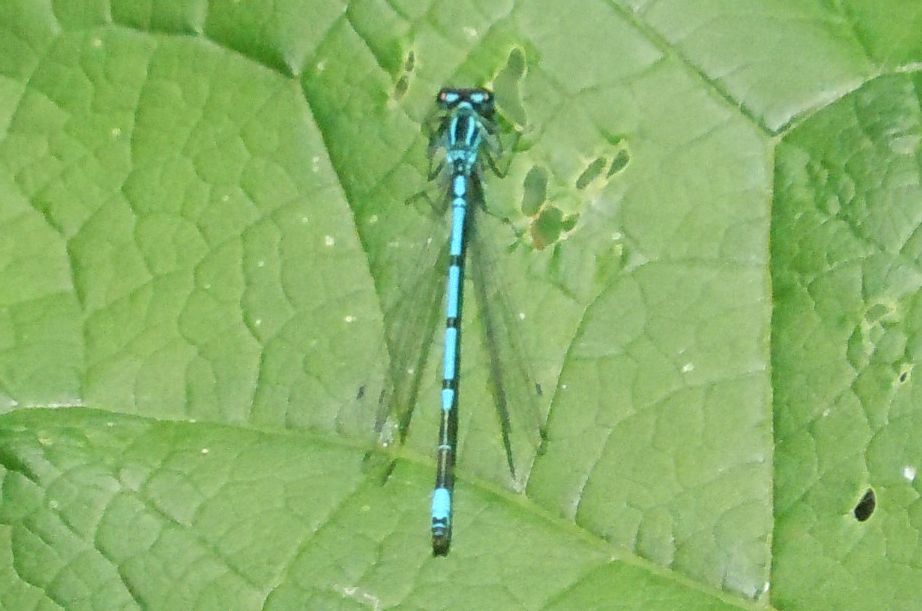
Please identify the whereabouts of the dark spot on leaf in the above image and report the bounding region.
[356,385,366,399]
[530,206,563,249]
[521,166,547,216]
[404,50,415,72]
[899,371,908,383]
[608,148,630,176]
[576,157,607,190]
[394,75,409,99]
[853,488,876,521]
[534,383,543,396]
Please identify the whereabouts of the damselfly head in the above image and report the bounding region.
[436,87,495,117]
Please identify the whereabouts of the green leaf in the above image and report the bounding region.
[1,1,920,608]
[772,72,922,611]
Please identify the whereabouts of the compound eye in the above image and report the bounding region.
[438,89,461,106]
[472,89,494,115]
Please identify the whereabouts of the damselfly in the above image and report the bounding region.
[367,87,545,556]
[430,87,500,554]
[427,87,545,554]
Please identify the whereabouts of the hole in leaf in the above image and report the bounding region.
[394,75,409,99]
[575,157,607,190]
[608,148,630,176]
[521,166,547,216]
[505,47,526,79]
[492,46,528,128]
[853,488,876,521]
[530,206,563,249]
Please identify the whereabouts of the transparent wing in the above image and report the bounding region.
[345,107,454,453]
[466,186,547,491]
[335,178,451,466]
[372,204,449,449]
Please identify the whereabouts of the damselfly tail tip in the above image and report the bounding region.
[432,529,451,556]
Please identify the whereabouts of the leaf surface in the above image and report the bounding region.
[0,1,920,608]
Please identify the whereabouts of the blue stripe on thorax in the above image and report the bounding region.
[445,105,484,175]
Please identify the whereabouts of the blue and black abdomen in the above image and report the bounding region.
[430,89,491,555]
